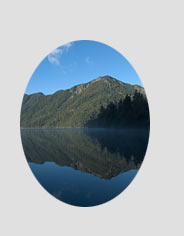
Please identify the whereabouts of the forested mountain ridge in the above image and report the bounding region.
[20,75,148,128]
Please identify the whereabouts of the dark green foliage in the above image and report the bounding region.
[20,76,148,128]
[86,91,150,128]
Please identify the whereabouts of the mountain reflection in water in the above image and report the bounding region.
[21,128,149,206]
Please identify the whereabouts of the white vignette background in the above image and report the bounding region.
[0,1,183,235]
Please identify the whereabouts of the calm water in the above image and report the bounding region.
[21,128,149,207]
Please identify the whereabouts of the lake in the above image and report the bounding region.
[21,128,149,207]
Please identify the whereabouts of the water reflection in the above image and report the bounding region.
[21,128,149,206]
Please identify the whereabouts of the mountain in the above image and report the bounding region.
[20,75,146,128]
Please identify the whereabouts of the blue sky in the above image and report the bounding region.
[25,40,142,95]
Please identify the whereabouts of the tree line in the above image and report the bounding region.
[85,91,150,128]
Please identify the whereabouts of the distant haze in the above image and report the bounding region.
[25,40,143,95]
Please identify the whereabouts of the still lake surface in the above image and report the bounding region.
[21,128,149,207]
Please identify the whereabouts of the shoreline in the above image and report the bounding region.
[20,126,150,132]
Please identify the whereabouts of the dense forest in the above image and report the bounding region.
[20,76,149,128]
[86,91,149,128]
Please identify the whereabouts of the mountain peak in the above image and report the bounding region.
[94,75,114,81]
[21,76,146,128]
[71,76,116,95]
